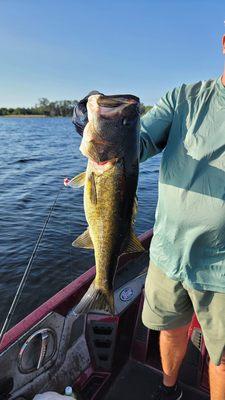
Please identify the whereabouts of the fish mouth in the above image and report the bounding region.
[87,94,140,120]
[97,94,139,108]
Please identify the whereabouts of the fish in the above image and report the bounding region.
[70,93,145,315]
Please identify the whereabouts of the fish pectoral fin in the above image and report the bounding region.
[69,171,86,188]
[88,172,97,204]
[72,229,94,249]
[123,230,145,253]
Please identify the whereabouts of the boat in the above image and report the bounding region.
[0,230,209,399]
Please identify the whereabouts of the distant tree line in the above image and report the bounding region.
[0,98,152,117]
[0,98,78,117]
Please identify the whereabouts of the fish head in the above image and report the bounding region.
[80,94,140,163]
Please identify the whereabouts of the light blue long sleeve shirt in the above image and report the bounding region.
[140,76,225,293]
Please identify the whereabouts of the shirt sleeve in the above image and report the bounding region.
[140,88,179,162]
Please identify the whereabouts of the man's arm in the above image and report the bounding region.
[140,88,178,162]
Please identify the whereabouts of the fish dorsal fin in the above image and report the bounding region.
[72,228,94,249]
[88,172,97,204]
[69,172,86,188]
[123,230,145,253]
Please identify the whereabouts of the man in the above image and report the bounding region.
[140,35,225,400]
[72,35,225,400]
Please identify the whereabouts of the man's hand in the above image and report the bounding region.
[72,90,103,136]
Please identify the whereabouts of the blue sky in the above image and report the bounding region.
[0,0,224,107]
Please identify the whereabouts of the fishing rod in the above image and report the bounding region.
[0,185,63,344]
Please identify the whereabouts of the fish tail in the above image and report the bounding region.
[73,281,115,315]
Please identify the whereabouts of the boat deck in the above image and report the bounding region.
[104,360,209,400]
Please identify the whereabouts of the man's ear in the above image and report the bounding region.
[222,35,225,54]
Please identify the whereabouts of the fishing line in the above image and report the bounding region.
[0,185,63,344]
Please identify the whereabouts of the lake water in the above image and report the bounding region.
[0,117,160,328]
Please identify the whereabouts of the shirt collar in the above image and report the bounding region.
[216,75,225,98]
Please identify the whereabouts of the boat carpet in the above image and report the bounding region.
[103,360,209,400]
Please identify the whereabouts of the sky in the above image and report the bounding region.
[0,0,224,108]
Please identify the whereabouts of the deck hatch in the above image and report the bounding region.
[94,339,112,349]
[86,316,118,370]
[92,326,113,335]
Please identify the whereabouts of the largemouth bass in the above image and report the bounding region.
[70,94,144,314]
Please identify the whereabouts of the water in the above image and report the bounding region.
[0,117,160,328]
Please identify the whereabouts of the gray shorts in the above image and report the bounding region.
[142,261,225,366]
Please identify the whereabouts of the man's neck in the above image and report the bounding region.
[222,72,225,87]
